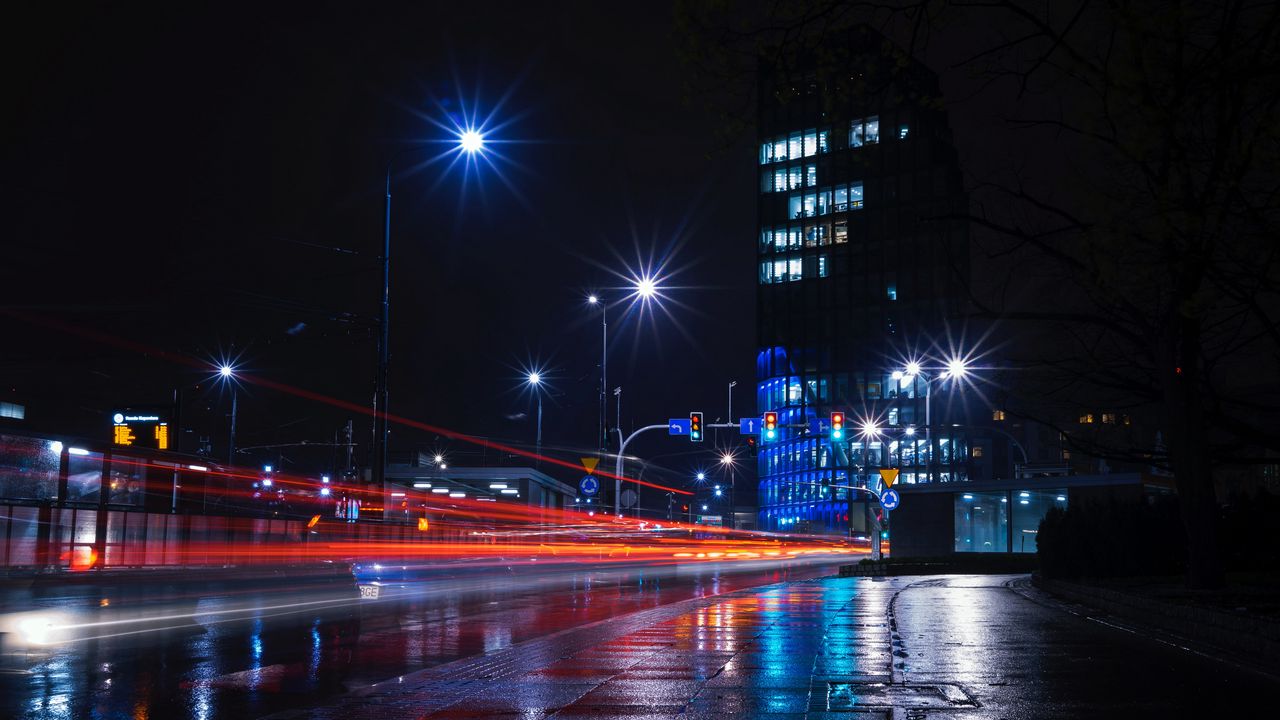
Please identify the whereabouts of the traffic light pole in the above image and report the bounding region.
[612,422,749,517]
[613,424,669,516]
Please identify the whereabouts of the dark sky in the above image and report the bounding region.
[1,2,758,486]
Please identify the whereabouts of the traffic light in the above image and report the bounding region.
[764,411,778,441]
[830,412,845,440]
[745,436,758,456]
[689,411,703,442]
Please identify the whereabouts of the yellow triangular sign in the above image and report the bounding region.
[879,468,899,488]
[581,457,600,474]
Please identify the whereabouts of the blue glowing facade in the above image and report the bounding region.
[755,28,975,534]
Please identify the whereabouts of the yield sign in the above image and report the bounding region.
[878,468,899,488]
[581,457,600,474]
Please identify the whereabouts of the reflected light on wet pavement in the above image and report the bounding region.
[6,571,1280,718]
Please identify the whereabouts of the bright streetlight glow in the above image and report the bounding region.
[635,276,657,299]
[587,294,599,304]
[720,453,734,466]
[905,426,917,436]
[527,372,541,386]
[434,454,444,464]
[944,357,968,379]
[860,421,880,437]
[696,472,706,481]
[219,365,234,378]
[459,129,484,153]
[904,361,921,377]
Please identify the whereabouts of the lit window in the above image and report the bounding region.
[972,446,984,458]
[886,285,897,301]
[818,255,829,278]
[850,116,880,147]
[803,130,818,157]
[1123,415,1131,426]
[1101,413,1116,425]
[849,182,864,209]
[834,222,848,244]
[992,410,1006,421]
[788,257,802,281]
[759,262,774,284]
[1078,414,1094,424]
[805,164,817,187]
[788,132,803,160]
[899,124,910,139]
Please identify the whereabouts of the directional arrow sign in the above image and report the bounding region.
[808,418,830,435]
[668,419,691,436]
[739,417,761,435]
[878,468,899,488]
[579,475,599,496]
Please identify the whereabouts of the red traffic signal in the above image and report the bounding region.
[763,411,778,441]
[689,411,703,442]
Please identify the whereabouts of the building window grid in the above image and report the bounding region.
[759,104,964,533]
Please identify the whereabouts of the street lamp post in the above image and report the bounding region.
[374,130,485,487]
[587,295,607,451]
[527,372,543,467]
[896,357,968,483]
[720,452,735,530]
[219,365,237,465]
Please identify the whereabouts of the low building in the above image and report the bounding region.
[382,464,577,523]
[887,472,1173,557]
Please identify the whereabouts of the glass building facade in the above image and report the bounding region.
[755,28,974,534]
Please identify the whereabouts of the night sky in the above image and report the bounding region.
[2,3,759,485]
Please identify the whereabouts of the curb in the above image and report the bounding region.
[1034,575,1280,671]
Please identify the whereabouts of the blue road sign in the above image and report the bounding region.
[739,417,761,435]
[880,488,900,511]
[808,418,830,435]
[580,475,599,496]
[668,418,691,436]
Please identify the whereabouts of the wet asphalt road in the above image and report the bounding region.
[0,560,838,720]
[261,573,1280,719]
[4,569,1278,719]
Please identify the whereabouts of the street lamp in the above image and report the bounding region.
[526,371,543,467]
[900,356,972,482]
[857,420,883,481]
[374,127,488,487]
[217,365,238,465]
[587,294,607,451]
[719,451,736,529]
[635,276,657,300]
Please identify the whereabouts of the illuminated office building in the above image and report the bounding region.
[755,27,976,534]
